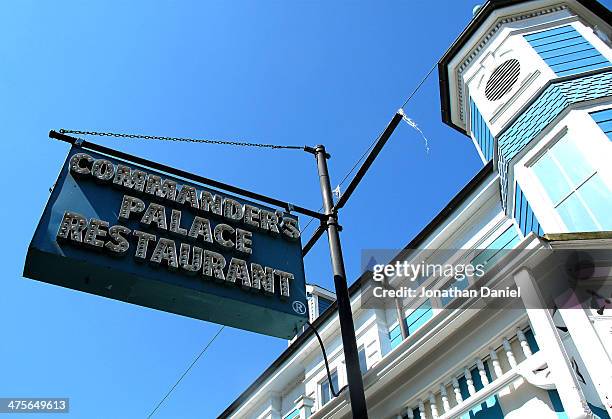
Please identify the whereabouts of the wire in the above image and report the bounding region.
[334,61,438,190]
[61,62,438,239]
[305,322,347,398]
[401,61,438,109]
[300,61,438,240]
[300,206,323,234]
[58,129,304,150]
[147,326,225,418]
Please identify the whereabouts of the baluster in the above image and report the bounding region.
[418,400,425,418]
[489,349,503,378]
[440,384,451,412]
[516,329,533,357]
[429,392,438,418]
[452,377,463,403]
[406,407,414,419]
[464,368,476,396]
[476,359,490,386]
[503,338,517,368]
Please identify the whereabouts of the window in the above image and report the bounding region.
[389,300,434,348]
[441,226,519,308]
[485,59,520,101]
[318,296,333,314]
[320,370,338,406]
[283,409,300,419]
[524,25,610,77]
[406,300,433,335]
[440,275,471,307]
[389,323,403,349]
[471,225,521,273]
[358,346,367,374]
[532,133,612,231]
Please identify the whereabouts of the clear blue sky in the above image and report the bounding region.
[2,1,609,418]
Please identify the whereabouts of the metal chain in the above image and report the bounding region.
[59,129,304,150]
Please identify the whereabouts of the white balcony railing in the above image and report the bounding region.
[394,324,548,419]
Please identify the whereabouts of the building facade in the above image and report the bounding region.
[220,1,612,418]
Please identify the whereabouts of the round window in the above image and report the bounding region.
[485,59,520,101]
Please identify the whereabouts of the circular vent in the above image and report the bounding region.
[485,59,520,101]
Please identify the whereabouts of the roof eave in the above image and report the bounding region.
[218,162,494,418]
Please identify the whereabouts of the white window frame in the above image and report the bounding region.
[533,133,602,229]
[318,369,338,409]
[515,108,612,233]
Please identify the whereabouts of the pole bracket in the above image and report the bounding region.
[326,216,343,232]
[304,145,331,159]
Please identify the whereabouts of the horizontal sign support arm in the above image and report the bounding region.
[49,130,325,221]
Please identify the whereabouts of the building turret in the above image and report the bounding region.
[439,0,612,234]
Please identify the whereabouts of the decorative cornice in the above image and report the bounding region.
[455,4,569,125]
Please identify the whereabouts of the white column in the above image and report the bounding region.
[502,338,517,368]
[489,349,503,379]
[476,359,490,386]
[558,305,612,416]
[516,328,533,357]
[514,268,591,419]
[452,377,463,403]
[429,392,438,418]
[464,368,476,396]
[440,384,451,412]
[263,393,282,419]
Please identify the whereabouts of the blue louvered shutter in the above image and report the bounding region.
[514,183,544,236]
[469,97,494,161]
[524,25,610,77]
[590,108,612,141]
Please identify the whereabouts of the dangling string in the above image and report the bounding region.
[399,108,430,154]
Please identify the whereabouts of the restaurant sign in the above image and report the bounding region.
[24,146,308,339]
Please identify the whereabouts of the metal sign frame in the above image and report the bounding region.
[24,131,323,339]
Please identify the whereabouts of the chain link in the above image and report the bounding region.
[59,129,304,150]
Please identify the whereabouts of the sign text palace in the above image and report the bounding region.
[60,152,301,299]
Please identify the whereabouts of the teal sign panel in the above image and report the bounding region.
[24,146,308,339]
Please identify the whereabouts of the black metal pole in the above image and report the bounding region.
[313,144,369,418]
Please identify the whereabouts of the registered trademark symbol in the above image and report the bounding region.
[292,301,307,315]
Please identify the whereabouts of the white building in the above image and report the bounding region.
[219,1,612,417]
